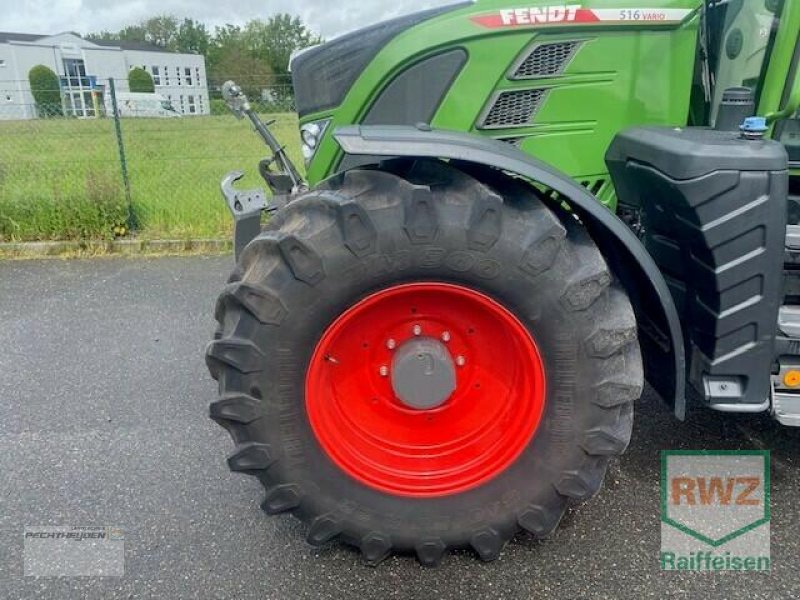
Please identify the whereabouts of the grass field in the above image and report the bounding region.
[0,113,301,242]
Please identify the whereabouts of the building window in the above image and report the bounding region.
[175,66,181,85]
[151,66,161,86]
[63,58,88,88]
[195,67,200,87]
[187,95,196,114]
[184,67,192,86]
[179,94,185,113]
[198,95,204,114]
[0,60,6,68]
[64,90,94,118]
[163,67,170,86]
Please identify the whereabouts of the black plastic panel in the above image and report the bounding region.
[291,2,470,117]
[338,50,467,172]
[607,127,788,408]
[363,49,467,126]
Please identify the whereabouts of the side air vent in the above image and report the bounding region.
[479,89,548,129]
[512,41,581,79]
[499,136,525,147]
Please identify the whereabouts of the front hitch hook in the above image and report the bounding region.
[221,171,288,261]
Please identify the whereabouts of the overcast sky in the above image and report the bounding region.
[2,0,460,40]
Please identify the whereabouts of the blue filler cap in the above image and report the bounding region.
[740,116,768,133]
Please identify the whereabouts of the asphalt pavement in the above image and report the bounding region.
[1,255,799,599]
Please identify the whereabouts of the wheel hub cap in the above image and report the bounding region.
[391,337,456,410]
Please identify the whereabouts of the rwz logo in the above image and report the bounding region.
[670,476,761,506]
[660,450,770,567]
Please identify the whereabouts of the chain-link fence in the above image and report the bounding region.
[0,77,299,242]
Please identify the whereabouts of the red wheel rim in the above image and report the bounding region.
[305,282,546,497]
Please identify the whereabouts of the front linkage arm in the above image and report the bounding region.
[219,80,308,260]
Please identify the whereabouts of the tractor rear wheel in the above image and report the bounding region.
[206,159,643,566]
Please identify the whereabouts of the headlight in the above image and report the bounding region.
[300,119,330,166]
[301,123,321,148]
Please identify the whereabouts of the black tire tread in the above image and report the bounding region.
[207,158,643,566]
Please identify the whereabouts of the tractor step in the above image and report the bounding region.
[772,388,800,427]
[771,227,800,426]
[782,225,800,339]
[786,224,800,250]
[771,354,800,427]
[785,226,800,268]
[778,306,800,338]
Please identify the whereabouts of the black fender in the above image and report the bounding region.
[334,124,686,419]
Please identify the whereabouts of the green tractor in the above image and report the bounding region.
[207,0,800,565]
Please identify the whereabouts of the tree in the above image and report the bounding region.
[241,14,321,76]
[142,15,179,49]
[206,24,242,75]
[86,30,121,42]
[208,44,272,100]
[86,13,320,97]
[88,17,179,49]
[28,65,62,117]
[88,25,148,44]
[118,25,148,43]
[129,67,155,93]
[176,18,211,55]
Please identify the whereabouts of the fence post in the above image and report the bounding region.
[109,78,134,230]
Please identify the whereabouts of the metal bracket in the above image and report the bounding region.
[221,171,290,261]
[221,81,249,120]
[221,170,268,218]
[219,79,308,262]
[222,81,306,193]
[220,171,269,220]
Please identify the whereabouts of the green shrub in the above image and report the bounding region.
[0,169,128,241]
[28,65,62,118]
[129,68,155,93]
[210,98,229,115]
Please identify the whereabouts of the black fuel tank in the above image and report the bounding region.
[606,127,788,409]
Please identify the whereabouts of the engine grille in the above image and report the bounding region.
[480,89,547,129]
[512,41,581,79]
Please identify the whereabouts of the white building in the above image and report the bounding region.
[0,31,209,119]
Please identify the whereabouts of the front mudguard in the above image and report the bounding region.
[332,124,686,418]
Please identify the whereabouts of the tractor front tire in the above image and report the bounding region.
[206,159,643,566]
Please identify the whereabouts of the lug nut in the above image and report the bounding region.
[379,366,389,377]
[456,356,466,367]
[441,331,451,343]
[413,325,422,336]
[386,339,397,350]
